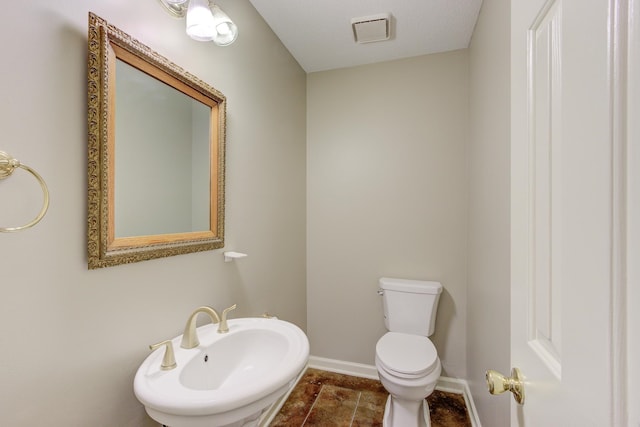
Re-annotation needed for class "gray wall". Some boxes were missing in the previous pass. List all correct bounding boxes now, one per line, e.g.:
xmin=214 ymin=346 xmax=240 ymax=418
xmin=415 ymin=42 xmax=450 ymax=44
xmin=306 ymin=51 xmax=469 ymax=378
xmin=467 ymin=0 xmax=511 ymax=424
xmin=0 ymin=1 xmax=306 ymax=426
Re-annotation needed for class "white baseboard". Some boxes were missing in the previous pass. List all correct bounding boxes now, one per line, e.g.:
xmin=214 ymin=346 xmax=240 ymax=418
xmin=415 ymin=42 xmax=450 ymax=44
xmin=306 ymin=355 xmax=482 ymax=427
xmin=308 ymin=355 xmax=380 ymax=379
xmin=432 ymin=376 xmax=482 ymax=427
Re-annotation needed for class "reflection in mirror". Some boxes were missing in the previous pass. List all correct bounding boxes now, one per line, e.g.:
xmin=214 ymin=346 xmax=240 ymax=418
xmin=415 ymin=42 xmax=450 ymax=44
xmin=87 ymin=13 xmax=226 ymax=269
xmin=114 ymin=60 xmax=211 ymax=237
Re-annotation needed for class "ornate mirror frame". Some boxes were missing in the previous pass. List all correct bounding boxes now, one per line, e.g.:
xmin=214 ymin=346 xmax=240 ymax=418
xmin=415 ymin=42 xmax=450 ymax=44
xmin=87 ymin=13 xmax=226 ymax=269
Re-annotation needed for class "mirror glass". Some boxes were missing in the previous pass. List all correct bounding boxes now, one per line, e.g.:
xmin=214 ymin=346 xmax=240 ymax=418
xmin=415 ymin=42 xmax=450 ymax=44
xmin=114 ymin=59 xmax=211 ymax=237
xmin=87 ymin=13 xmax=226 ymax=269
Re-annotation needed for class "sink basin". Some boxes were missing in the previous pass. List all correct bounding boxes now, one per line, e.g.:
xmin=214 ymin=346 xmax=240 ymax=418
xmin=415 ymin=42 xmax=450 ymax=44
xmin=134 ymin=317 xmax=309 ymax=427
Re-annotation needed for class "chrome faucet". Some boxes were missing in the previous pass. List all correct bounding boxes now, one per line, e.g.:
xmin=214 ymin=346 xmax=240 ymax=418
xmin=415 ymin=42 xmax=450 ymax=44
xmin=180 ymin=306 xmax=221 ymax=349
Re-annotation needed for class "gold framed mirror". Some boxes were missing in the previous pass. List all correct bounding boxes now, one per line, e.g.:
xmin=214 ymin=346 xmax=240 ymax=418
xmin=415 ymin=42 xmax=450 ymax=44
xmin=87 ymin=13 xmax=226 ymax=269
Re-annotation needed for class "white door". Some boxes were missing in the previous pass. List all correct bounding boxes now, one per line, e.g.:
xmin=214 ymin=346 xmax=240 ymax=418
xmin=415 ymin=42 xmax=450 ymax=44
xmin=509 ymin=0 xmax=627 ymax=425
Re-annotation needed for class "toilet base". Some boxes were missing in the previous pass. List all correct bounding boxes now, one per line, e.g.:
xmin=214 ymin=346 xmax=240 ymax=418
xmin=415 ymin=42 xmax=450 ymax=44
xmin=382 ymin=394 xmax=431 ymax=427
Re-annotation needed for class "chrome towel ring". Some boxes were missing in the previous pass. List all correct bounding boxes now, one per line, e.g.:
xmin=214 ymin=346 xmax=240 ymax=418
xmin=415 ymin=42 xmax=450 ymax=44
xmin=0 ymin=151 xmax=49 ymax=232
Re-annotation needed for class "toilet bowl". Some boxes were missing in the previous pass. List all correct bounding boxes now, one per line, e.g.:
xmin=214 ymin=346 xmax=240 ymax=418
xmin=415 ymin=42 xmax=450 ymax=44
xmin=375 ymin=332 xmax=441 ymax=427
xmin=375 ymin=277 xmax=443 ymax=427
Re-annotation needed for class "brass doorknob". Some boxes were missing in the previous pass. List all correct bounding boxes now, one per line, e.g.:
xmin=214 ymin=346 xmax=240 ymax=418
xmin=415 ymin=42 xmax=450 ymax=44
xmin=485 ymin=367 xmax=525 ymax=405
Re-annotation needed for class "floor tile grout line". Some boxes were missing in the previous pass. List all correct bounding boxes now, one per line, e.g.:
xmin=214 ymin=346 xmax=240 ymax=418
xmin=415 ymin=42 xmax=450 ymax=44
xmin=300 ymin=384 xmax=324 ymax=427
xmin=348 ymin=391 xmax=362 ymax=427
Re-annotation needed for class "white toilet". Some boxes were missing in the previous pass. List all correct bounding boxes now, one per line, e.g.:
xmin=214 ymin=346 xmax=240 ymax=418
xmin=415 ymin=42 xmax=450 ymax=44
xmin=375 ymin=277 xmax=443 ymax=427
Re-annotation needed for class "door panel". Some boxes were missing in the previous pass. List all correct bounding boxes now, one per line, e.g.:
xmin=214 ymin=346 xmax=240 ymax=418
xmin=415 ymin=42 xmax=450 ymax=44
xmin=528 ymin=0 xmax=562 ymax=378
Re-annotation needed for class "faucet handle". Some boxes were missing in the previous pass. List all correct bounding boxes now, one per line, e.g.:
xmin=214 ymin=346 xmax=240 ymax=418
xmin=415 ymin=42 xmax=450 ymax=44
xmin=218 ymin=304 xmax=237 ymax=334
xmin=149 ymin=340 xmax=177 ymax=370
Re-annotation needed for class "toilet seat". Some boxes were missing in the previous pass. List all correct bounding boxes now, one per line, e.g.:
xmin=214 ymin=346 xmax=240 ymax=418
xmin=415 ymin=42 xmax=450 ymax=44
xmin=376 ymin=332 xmax=438 ymax=379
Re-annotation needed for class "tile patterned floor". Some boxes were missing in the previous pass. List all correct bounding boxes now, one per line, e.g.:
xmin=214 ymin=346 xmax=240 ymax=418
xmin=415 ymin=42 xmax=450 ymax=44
xmin=270 ymin=368 xmax=472 ymax=427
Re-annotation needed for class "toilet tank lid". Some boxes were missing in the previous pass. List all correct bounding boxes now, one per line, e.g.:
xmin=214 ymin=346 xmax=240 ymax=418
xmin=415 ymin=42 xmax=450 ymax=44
xmin=379 ymin=277 xmax=442 ymax=294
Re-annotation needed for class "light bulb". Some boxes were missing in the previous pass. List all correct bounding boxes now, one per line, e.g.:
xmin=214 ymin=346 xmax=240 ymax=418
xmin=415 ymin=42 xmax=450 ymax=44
xmin=211 ymin=5 xmax=238 ymax=46
xmin=186 ymin=0 xmax=215 ymax=42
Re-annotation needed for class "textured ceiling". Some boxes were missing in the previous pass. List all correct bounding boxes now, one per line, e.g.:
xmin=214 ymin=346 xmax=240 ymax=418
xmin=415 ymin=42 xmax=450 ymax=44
xmin=248 ymin=0 xmax=483 ymax=73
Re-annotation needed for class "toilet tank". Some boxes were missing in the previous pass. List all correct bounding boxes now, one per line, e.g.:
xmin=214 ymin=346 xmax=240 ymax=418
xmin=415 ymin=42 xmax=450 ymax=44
xmin=379 ymin=277 xmax=443 ymax=336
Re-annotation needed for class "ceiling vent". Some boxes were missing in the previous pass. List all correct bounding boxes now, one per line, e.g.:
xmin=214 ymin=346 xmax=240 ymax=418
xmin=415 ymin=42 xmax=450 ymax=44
xmin=351 ymin=13 xmax=391 ymax=44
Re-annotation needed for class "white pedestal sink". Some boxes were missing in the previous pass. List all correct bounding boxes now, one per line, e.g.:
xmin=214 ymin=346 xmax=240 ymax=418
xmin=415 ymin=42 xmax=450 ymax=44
xmin=134 ymin=317 xmax=309 ymax=427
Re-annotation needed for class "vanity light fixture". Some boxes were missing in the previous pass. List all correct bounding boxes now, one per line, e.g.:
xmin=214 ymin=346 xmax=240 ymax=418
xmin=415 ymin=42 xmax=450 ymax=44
xmin=157 ymin=0 xmax=238 ymax=46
